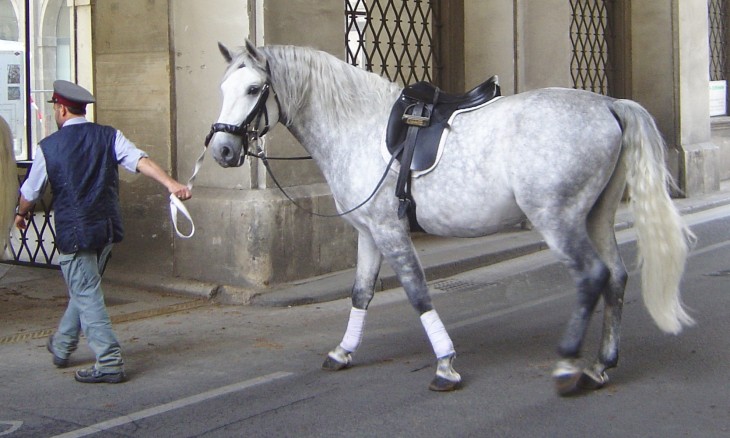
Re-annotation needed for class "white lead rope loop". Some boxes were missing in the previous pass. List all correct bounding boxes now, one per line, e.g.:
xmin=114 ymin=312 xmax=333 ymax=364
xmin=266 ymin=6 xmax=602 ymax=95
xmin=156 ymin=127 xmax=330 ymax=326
xmin=170 ymin=145 xmax=207 ymax=239
xmin=170 ymin=193 xmax=194 ymax=238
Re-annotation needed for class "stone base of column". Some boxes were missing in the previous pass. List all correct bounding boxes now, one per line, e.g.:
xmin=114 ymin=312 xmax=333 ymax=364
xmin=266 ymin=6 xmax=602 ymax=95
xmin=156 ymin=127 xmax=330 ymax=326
xmin=678 ymin=142 xmax=720 ymax=197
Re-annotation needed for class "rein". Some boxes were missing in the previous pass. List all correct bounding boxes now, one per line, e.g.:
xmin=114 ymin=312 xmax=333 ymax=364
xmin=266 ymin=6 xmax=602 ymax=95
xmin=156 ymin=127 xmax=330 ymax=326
xmin=248 ymin=140 xmax=401 ymax=219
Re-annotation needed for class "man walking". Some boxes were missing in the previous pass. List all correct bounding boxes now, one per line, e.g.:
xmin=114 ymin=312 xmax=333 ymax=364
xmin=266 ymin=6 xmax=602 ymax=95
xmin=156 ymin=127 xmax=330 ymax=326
xmin=14 ymin=80 xmax=192 ymax=383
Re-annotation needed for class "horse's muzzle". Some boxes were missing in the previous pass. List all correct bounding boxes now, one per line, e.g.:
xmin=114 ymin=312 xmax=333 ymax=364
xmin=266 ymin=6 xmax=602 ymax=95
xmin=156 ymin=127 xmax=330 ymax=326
xmin=211 ymin=136 xmax=246 ymax=168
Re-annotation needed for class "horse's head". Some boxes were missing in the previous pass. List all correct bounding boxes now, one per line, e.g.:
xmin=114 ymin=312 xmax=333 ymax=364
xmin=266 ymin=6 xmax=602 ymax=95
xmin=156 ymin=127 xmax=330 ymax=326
xmin=206 ymin=40 xmax=281 ymax=168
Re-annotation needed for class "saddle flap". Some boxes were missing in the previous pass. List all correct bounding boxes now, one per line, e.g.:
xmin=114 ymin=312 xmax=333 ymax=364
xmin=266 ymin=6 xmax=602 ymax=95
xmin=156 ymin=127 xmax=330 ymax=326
xmin=385 ymin=75 xmax=501 ymax=172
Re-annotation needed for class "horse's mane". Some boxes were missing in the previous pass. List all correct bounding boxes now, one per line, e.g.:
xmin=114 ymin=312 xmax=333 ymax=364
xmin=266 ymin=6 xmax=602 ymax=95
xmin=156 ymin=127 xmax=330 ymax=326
xmin=256 ymin=45 xmax=401 ymax=125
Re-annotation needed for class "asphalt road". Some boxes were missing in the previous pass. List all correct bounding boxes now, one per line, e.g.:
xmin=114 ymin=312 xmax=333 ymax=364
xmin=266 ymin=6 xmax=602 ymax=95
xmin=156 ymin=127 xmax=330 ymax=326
xmin=1 ymin=205 xmax=729 ymax=437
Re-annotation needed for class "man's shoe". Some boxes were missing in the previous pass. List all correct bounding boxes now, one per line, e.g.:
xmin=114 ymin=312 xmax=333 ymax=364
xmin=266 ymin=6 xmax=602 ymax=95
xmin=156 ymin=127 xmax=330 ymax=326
xmin=74 ymin=367 xmax=126 ymax=384
xmin=46 ymin=335 xmax=69 ymax=368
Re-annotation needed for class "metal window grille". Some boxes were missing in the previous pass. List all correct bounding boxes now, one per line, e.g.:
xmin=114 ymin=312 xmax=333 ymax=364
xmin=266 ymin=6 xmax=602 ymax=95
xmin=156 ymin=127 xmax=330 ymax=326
xmin=570 ymin=0 xmax=613 ymax=95
xmin=345 ymin=0 xmax=434 ymax=86
xmin=709 ymin=0 xmax=728 ymax=81
xmin=7 ymin=163 xmax=58 ymax=266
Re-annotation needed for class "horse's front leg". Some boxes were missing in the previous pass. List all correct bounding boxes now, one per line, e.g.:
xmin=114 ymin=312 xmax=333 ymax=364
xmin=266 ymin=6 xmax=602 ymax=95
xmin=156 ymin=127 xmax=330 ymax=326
xmin=322 ymin=231 xmax=381 ymax=371
xmin=377 ymin=228 xmax=461 ymax=391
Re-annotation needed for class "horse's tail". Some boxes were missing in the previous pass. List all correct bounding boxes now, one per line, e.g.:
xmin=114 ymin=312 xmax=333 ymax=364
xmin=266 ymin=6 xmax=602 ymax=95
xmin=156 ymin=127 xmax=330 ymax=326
xmin=0 ymin=116 xmax=17 ymax=260
xmin=610 ymin=99 xmax=695 ymax=334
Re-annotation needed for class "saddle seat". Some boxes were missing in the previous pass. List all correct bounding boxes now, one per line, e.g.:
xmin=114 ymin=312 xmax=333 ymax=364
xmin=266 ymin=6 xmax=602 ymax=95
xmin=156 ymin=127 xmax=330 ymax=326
xmin=400 ymin=75 xmax=501 ymax=110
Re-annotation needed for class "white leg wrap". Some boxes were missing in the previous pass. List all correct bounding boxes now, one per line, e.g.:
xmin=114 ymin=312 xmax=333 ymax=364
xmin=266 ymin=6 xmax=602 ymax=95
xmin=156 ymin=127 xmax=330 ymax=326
xmin=420 ymin=309 xmax=455 ymax=359
xmin=339 ymin=307 xmax=367 ymax=353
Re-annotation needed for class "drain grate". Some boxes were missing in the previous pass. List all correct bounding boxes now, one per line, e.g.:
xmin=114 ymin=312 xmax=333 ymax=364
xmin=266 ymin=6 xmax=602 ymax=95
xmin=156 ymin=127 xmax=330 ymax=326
xmin=430 ymin=279 xmax=497 ymax=293
xmin=705 ymin=269 xmax=730 ymax=277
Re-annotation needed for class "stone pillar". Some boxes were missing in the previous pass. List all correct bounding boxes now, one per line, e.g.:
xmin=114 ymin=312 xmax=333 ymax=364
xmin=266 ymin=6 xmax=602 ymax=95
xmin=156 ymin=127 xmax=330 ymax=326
xmin=70 ymin=0 xmax=94 ymax=120
xmin=464 ymin=0 xmax=515 ymax=94
xmin=675 ymin=0 xmax=720 ymax=195
xmin=514 ymin=0 xmax=573 ymax=92
xmin=171 ymin=0 xmax=357 ymax=289
xmin=630 ymin=0 xmax=719 ymax=196
xmin=465 ymin=0 xmax=573 ymax=95
xmin=93 ymin=0 xmax=176 ymax=274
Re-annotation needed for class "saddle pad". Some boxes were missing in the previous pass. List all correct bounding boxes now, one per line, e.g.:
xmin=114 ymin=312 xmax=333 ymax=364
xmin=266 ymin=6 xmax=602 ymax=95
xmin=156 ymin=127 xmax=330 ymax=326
xmin=380 ymin=96 xmax=503 ymax=178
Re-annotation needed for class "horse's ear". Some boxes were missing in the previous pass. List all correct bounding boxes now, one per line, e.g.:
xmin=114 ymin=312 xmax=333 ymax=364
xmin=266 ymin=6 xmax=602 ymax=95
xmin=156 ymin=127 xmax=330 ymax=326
xmin=245 ymin=39 xmax=266 ymax=66
xmin=218 ymin=42 xmax=233 ymax=63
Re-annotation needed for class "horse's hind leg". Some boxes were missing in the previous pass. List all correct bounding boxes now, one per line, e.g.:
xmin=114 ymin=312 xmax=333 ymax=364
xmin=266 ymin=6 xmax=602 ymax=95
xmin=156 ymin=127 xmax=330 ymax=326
xmin=579 ymin=163 xmax=629 ymax=390
xmin=549 ymin=169 xmax=628 ymax=395
xmin=537 ymin=225 xmax=610 ymax=395
xmin=323 ymin=230 xmax=382 ymax=371
xmin=578 ymin=222 xmax=627 ymax=391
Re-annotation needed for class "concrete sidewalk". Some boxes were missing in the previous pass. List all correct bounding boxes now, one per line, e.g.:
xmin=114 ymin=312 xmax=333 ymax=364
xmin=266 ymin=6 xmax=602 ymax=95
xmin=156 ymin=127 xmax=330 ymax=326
xmin=2 ymin=180 xmax=730 ymax=342
xmin=0 ymin=262 xmax=208 ymax=345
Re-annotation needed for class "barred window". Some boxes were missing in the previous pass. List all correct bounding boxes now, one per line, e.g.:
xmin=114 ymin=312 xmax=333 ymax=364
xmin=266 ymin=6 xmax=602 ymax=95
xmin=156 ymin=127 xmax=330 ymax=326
xmin=709 ymin=0 xmax=728 ymax=82
xmin=570 ymin=0 xmax=613 ymax=95
xmin=345 ymin=0 xmax=434 ymax=86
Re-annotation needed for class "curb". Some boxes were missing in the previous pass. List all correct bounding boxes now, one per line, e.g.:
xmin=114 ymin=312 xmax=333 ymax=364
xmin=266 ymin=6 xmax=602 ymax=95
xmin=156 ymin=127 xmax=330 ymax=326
xmin=248 ymin=188 xmax=730 ymax=308
xmin=100 ymin=185 xmax=730 ymax=308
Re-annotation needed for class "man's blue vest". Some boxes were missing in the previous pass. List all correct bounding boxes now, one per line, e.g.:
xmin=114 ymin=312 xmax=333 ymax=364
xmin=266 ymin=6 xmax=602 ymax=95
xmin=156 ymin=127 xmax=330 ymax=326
xmin=41 ymin=122 xmax=123 ymax=254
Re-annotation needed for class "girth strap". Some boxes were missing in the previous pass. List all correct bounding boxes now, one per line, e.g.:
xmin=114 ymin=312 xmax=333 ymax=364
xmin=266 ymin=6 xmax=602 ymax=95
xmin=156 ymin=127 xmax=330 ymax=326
xmin=395 ymin=101 xmax=430 ymax=222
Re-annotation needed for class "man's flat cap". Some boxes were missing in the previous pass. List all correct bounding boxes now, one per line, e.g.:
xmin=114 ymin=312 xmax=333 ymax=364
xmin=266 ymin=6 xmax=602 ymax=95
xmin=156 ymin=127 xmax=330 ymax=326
xmin=48 ymin=80 xmax=95 ymax=108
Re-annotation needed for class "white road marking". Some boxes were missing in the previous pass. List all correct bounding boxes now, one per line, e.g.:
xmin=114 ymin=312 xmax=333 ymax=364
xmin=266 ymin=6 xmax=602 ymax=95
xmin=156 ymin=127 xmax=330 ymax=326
xmin=0 ymin=421 xmax=23 ymax=436
xmin=51 ymin=371 xmax=293 ymax=438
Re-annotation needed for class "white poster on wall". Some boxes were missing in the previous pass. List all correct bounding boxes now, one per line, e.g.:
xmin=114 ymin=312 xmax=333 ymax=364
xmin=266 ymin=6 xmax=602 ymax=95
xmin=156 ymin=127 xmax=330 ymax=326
xmin=709 ymin=80 xmax=727 ymax=117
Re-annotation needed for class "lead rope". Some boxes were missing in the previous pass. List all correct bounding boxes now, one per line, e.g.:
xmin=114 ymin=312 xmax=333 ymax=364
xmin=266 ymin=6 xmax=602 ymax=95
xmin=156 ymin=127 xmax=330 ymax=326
xmin=169 ymin=145 xmax=207 ymax=239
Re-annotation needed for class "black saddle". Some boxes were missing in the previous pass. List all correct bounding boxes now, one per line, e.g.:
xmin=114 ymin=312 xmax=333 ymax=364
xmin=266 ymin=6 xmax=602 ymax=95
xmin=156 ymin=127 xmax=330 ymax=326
xmin=385 ymin=76 xmax=501 ymax=226
xmin=386 ymin=75 xmax=501 ymax=171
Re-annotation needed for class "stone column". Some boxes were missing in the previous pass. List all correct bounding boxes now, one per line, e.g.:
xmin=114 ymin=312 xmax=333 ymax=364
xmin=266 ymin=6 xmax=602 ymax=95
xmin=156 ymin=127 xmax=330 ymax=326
xmin=675 ymin=0 xmax=720 ymax=195
xmin=93 ymin=0 xmax=176 ymax=274
xmin=70 ymin=0 xmax=93 ymax=120
xmin=630 ymin=0 xmax=719 ymax=196
xmin=514 ymin=0 xmax=573 ymax=92
xmin=172 ymin=0 xmax=357 ymax=289
xmin=464 ymin=0 xmax=515 ymax=94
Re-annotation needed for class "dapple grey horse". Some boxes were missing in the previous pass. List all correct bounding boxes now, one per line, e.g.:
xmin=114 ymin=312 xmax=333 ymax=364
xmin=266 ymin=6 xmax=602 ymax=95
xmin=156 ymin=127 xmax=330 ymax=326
xmin=206 ymin=41 xmax=694 ymax=394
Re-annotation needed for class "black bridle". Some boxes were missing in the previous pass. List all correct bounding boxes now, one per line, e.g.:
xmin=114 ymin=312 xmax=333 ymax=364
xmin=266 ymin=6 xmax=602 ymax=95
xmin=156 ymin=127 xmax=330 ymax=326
xmin=204 ymin=82 xmax=275 ymax=158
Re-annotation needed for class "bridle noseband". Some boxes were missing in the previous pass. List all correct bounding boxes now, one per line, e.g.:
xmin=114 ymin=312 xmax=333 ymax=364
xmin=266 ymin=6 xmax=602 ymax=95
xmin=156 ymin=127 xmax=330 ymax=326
xmin=204 ymin=81 xmax=276 ymax=158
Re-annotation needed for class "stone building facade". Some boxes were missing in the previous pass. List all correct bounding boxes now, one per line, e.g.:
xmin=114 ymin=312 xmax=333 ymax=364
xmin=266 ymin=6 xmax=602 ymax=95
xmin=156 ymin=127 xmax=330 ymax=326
xmin=4 ymin=0 xmax=729 ymax=295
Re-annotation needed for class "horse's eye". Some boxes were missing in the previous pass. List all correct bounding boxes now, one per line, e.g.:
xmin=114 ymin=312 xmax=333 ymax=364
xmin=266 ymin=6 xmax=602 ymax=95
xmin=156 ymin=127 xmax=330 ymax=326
xmin=247 ymin=85 xmax=261 ymax=95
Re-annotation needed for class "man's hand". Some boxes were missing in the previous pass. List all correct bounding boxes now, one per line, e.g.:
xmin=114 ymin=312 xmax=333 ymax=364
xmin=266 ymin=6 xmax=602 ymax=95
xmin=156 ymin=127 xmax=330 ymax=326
xmin=14 ymin=213 xmax=27 ymax=230
xmin=14 ymin=197 xmax=34 ymax=231
xmin=170 ymin=183 xmax=192 ymax=201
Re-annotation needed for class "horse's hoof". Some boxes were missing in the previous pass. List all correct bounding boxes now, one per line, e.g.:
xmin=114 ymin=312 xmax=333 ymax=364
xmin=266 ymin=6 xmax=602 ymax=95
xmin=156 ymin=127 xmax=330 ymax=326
xmin=429 ymin=354 xmax=461 ymax=391
xmin=553 ymin=371 xmax=582 ymax=396
xmin=429 ymin=375 xmax=460 ymax=392
xmin=321 ymin=354 xmax=351 ymax=371
xmin=552 ymin=360 xmax=582 ymax=396
xmin=578 ymin=369 xmax=608 ymax=390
